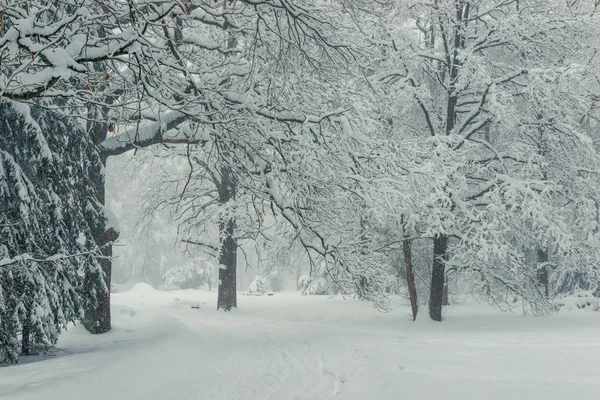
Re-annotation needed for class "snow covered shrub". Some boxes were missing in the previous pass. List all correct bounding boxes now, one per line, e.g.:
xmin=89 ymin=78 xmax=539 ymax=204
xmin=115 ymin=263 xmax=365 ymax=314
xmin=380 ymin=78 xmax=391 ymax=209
xmin=298 ymin=274 xmax=337 ymax=296
xmin=556 ymin=290 xmax=600 ymax=312
xmin=248 ymin=276 xmax=269 ymax=294
xmin=298 ymin=275 xmax=311 ymax=292
xmin=163 ymin=262 xmax=214 ymax=290
xmin=0 ymin=100 xmax=106 ymax=363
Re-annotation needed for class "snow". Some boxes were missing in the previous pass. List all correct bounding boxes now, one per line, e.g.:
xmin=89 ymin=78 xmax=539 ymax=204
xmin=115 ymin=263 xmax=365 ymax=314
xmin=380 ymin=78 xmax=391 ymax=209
xmin=182 ymin=30 xmax=220 ymax=49
xmin=76 ymin=232 xmax=87 ymax=247
xmin=100 ymin=111 xmax=186 ymax=151
xmin=128 ymin=282 xmax=157 ymax=294
xmin=1 ymin=290 xmax=599 ymax=400
xmin=104 ymin=206 xmax=120 ymax=232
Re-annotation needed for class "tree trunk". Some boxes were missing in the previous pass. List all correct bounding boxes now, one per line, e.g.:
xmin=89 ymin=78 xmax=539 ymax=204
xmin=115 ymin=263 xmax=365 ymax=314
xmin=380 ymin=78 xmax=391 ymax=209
xmin=85 ymin=106 xmax=115 ymax=334
xmin=403 ymin=238 xmax=418 ymax=321
xmin=217 ymin=165 xmax=237 ymax=311
xmin=83 ymin=223 xmax=116 ymax=333
xmin=537 ymin=247 xmax=549 ymax=299
xmin=82 ymin=151 xmax=112 ymax=334
xmin=21 ymin=322 xmax=30 ymax=356
xmin=86 ymin=240 xmax=112 ymax=333
xmin=217 ymin=217 xmax=237 ymax=310
xmin=429 ymin=234 xmax=448 ymax=321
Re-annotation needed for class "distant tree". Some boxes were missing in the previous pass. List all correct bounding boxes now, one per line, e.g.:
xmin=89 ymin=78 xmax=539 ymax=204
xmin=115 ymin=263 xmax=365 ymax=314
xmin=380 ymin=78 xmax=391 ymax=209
xmin=366 ymin=0 xmax=600 ymax=319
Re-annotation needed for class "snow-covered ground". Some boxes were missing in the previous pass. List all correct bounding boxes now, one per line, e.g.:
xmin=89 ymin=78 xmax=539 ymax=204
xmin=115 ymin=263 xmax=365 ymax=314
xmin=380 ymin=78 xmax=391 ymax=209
xmin=1 ymin=284 xmax=599 ymax=400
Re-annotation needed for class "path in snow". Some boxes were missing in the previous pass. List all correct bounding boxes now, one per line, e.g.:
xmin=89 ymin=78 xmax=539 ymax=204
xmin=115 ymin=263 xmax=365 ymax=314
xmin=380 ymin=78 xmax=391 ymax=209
xmin=1 ymin=284 xmax=599 ymax=400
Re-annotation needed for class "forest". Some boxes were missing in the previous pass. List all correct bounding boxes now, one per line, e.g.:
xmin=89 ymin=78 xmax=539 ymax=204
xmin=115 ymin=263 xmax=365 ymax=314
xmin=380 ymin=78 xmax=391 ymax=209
xmin=1 ymin=1 xmax=600 ymax=399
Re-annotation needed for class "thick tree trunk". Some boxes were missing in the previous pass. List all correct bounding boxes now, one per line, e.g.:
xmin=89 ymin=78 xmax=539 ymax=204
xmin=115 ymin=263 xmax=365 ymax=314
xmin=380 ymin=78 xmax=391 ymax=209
xmin=83 ymin=32 xmax=122 ymax=333
xmin=85 ymin=112 xmax=115 ymax=334
xmin=537 ymin=247 xmax=549 ymax=299
xmin=83 ymin=217 xmax=116 ymax=333
xmin=83 ymin=239 xmax=112 ymax=334
xmin=429 ymin=234 xmax=448 ymax=321
xmin=403 ymin=238 xmax=418 ymax=321
xmin=217 ymin=165 xmax=237 ymax=311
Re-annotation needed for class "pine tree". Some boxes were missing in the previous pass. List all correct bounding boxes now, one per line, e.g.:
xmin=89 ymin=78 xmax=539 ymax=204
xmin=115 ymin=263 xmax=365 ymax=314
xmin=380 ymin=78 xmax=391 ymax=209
xmin=0 ymin=99 xmax=106 ymax=363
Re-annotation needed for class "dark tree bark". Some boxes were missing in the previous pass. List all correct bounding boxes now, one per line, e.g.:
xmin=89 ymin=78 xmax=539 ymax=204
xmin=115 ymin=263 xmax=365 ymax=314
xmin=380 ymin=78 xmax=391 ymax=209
xmin=84 ymin=104 xmax=116 ymax=334
xmin=537 ymin=247 xmax=549 ymax=299
xmin=403 ymin=238 xmax=418 ymax=321
xmin=21 ymin=323 xmax=30 ymax=356
xmin=217 ymin=165 xmax=237 ymax=311
xmin=83 ymin=224 xmax=117 ymax=334
xmin=429 ymin=234 xmax=448 ymax=322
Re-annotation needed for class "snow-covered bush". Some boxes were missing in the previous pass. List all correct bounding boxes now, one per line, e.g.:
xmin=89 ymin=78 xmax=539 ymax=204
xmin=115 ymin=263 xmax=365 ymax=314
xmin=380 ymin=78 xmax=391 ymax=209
xmin=556 ymin=290 xmax=600 ymax=312
xmin=298 ymin=274 xmax=336 ymax=296
xmin=248 ymin=276 xmax=269 ymax=294
xmin=163 ymin=263 xmax=214 ymax=290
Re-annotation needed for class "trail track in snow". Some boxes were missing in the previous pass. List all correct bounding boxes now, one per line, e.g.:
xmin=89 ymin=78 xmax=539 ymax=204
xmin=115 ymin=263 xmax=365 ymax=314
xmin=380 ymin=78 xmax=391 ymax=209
xmin=1 ymin=285 xmax=599 ymax=400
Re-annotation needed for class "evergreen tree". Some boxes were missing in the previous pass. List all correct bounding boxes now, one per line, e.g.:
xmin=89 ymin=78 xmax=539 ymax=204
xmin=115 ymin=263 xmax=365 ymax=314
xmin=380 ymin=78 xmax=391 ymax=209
xmin=0 ymin=99 xmax=106 ymax=363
